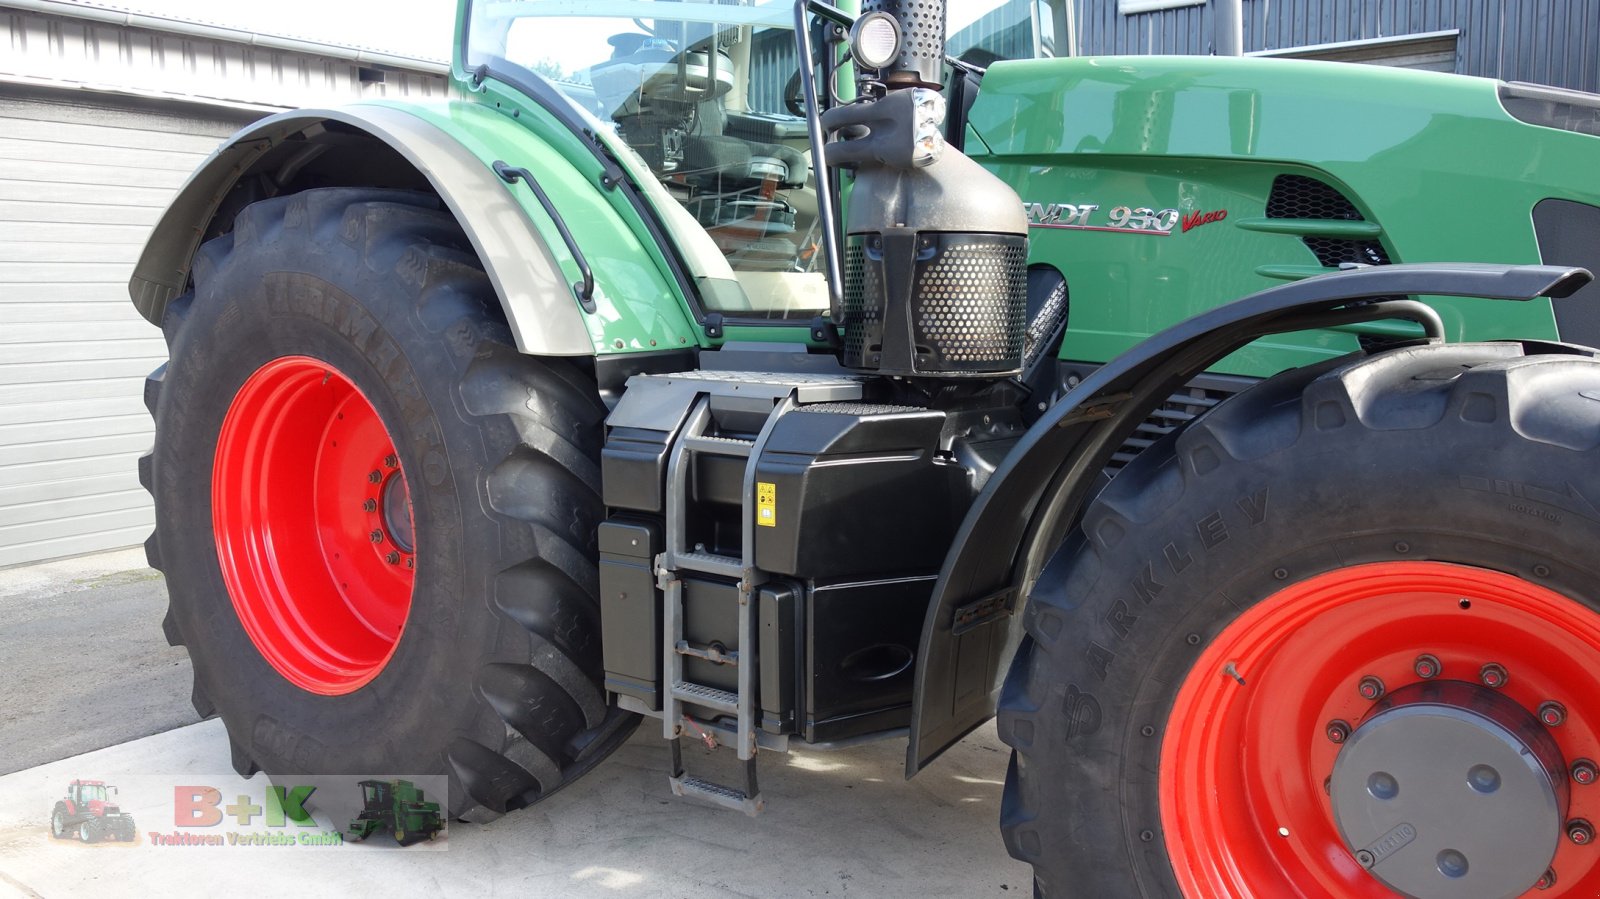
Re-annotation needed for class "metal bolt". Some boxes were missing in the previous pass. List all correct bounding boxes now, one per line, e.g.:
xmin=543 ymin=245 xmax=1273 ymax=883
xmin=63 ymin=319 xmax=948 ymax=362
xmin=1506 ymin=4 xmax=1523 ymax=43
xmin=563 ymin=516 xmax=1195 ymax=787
xmin=1567 ymin=819 xmax=1594 ymax=845
xmin=368 ymin=469 xmax=382 ymax=484
xmin=1535 ymin=868 xmax=1557 ymax=890
xmin=385 ymin=551 xmax=401 ymax=565
xmin=369 ymin=529 xmax=383 ymax=543
xmin=405 ymin=557 xmax=415 ymax=570
xmin=1573 ymin=759 xmax=1597 ymax=786
xmin=1413 ymin=654 xmax=1441 ymax=679
xmin=1358 ymin=675 xmax=1386 ymax=701
xmin=1355 ymin=849 xmax=1375 ymax=868
xmin=362 ymin=498 xmax=377 ymax=513
xmin=1540 ymin=701 xmax=1567 ymax=727
xmin=1479 ymin=662 xmax=1509 ymax=689
xmin=1326 ymin=719 xmax=1351 ymax=744
xmin=384 ymin=453 xmax=398 ymax=469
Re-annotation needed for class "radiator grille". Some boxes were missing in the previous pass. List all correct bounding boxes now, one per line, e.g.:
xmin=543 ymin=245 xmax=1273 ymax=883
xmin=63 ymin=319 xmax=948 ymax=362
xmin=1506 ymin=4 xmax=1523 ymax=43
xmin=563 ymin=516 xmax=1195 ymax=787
xmin=1107 ymin=378 xmax=1249 ymax=473
xmin=1265 ymin=174 xmax=1363 ymax=221
xmin=1302 ymin=235 xmax=1392 ymax=268
xmin=1266 ymin=174 xmax=1395 ymax=270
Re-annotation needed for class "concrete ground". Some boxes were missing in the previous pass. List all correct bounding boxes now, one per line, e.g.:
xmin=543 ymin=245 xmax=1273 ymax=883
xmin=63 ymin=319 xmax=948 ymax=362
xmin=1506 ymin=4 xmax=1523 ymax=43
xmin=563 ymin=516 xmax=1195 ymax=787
xmin=0 ymin=549 xmax=199 ymax=775
xmin=0 ymin=551 xmax=1031 ymax=897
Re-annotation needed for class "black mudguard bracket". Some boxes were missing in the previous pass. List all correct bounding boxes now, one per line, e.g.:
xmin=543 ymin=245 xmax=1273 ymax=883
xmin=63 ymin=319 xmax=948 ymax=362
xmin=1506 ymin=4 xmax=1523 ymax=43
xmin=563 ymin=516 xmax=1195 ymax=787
xmin=906 ymin=262 xmax=1593 ymax=776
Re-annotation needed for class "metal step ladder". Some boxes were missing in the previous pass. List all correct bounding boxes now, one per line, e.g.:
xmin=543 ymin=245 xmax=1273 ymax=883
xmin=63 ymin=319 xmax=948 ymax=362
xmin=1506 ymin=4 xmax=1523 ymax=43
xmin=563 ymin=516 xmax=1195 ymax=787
xmin=656 ymin=392 xmax=796 ymax=816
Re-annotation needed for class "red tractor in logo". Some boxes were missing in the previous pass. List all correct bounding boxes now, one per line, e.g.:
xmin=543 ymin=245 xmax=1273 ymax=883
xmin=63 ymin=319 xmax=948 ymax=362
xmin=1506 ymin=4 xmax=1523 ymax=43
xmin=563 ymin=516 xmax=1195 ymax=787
xmin=50 ymin=780 xmax=136 ymax=843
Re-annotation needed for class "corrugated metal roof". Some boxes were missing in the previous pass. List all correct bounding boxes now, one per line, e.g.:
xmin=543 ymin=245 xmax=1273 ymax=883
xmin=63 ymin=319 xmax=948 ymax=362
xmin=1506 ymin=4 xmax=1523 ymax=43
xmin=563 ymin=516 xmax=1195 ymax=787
xmin=0 ymin=4 xmax=451 ymax=110
xmin=1074 ymin=0 xmax=1599 ymax=94
xmin=6 ymin=0 xmax=451 ymax=67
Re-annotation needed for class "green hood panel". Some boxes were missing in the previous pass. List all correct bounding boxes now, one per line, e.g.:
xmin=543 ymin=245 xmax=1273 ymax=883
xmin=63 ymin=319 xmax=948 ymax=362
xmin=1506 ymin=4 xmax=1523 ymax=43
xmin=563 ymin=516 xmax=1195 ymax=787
xmin=968 ymin=56 xmax=1600 ymax=376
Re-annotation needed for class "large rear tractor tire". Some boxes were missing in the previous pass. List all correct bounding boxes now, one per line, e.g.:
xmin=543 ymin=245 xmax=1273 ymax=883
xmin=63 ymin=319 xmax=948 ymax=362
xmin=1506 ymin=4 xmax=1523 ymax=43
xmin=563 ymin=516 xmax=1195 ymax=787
xmin=999 ymin=341 xmax=1600 ymax=897
xmin=141 ymin=188 xmax=637 ymax=822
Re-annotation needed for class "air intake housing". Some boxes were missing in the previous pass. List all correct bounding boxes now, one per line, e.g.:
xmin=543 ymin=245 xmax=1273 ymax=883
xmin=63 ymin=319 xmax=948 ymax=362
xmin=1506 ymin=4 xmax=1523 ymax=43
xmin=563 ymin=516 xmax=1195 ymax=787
xmin=824 ymin=87 xmax=1029 ymax=378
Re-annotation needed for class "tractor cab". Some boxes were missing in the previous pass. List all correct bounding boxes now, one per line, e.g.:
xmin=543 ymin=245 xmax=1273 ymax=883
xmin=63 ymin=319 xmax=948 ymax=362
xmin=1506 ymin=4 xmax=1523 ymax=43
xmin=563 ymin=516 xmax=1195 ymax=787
xmin=358 ymin=780 xmax=389 ymax=810
xmin=467 ymin=0 xmax=829 ymax=318
xmin=69 ymin=780 xmax=109 ymax=810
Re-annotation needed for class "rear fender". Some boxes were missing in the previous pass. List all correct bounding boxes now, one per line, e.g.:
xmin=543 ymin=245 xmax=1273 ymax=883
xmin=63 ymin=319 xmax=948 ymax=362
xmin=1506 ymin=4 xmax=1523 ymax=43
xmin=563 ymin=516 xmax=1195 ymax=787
xmin=906 ymin=262 xmax=1593 ymax=775
xmin=130 ymin=104 xmax=697 ymax=356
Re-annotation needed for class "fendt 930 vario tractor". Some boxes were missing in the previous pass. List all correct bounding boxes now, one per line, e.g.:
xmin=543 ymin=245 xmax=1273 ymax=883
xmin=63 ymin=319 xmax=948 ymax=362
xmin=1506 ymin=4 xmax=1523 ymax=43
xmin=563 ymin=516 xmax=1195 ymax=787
xmin=132 ymin=0 xmax=1600 ymax=893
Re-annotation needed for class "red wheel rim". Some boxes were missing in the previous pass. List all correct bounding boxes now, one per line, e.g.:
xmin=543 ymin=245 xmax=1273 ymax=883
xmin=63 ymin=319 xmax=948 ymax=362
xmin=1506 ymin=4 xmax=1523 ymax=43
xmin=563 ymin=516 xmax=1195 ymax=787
xmin=212 ymin=355 xmax=415 ymax=695
xmin=1161 ymin=561 xmax=1600 ymax=897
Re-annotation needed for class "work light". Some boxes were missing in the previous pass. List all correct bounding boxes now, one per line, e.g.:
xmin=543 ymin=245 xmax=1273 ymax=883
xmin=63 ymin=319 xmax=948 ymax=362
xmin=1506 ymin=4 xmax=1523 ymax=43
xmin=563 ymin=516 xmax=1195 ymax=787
xmin=849 ymin=12 xmax=901 ymax=71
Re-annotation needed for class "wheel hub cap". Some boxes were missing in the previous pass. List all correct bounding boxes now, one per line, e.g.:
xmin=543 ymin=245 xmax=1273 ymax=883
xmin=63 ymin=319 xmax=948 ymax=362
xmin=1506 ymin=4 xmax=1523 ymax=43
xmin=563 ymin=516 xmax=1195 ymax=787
xmin=1160 ymin=562 xmax=1600 ymax=897
xmin=1331 ymin=681 xmax=1566 ymax=896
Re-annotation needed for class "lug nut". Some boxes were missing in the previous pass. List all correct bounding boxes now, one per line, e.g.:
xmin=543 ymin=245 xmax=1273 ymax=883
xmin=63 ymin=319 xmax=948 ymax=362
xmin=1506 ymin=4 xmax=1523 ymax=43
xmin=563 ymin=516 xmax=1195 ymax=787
xmin=405 ymin=557 xmax=415 ymax=570
xmin=368 ymin=469 xmax=382 ymax=484
xmin=1479 ymin=662 xmax=1509 ymax=689
xmin=1357 ymin=675 xmax=1386 ymax=701
xmin=1573 ymin=759 xmax=1598 ymax=786
xmin=1535 ymin=868 xmax=1557 ymax=890
xmin=385 ymin=551 xmax=401 ymax=565
xmin=1413 ymin=654 xmax=1441 ymax=679
xmin=369 ymin=529 xmax=383 ymax=543
xmin=362 ymin=498 xmax=377 ymax=512
xmin=1540 ymin=701 xmax=1567 ymax=727
xmin=1326 ymin=719 xmax=1351 ymax=744
xmin=384 ymin=453 xmax=398 ymax=469
xmin=1567 ymin=819 xmax=1594 ymax=845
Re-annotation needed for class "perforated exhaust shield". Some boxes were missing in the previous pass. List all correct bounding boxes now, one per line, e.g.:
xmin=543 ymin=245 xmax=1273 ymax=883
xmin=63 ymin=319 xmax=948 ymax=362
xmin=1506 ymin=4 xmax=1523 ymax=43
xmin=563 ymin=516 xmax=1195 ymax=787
xmin=843 ymin=232 xmax=1028 ymax=375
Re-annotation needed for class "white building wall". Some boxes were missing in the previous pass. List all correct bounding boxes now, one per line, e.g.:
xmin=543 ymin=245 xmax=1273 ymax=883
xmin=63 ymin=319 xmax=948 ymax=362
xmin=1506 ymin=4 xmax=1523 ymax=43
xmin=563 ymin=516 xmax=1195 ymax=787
xmin=0 ymin=5 xmax=450 ymax=566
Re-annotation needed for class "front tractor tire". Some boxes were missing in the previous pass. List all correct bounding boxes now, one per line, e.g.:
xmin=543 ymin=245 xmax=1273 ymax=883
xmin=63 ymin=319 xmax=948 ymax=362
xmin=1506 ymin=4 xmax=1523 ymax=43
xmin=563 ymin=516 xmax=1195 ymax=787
xmin=999 ymin=342 xmax=1600 ymax=898
xmin=141 ymin=188 xmax=637 ymax=822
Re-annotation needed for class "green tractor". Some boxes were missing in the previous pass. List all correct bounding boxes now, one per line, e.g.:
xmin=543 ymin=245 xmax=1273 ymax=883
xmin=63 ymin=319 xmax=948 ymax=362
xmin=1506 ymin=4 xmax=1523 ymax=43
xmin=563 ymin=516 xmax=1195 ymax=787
xmin=348 ymin=780 xmax=445 ymax=846
xmin=131 ymin=0 xmax=1600 ymax=893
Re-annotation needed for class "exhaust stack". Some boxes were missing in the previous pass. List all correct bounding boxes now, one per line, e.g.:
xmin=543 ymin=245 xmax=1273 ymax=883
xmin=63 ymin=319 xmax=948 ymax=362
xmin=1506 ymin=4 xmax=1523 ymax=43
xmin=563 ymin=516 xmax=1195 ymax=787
xmin=821 ymin=0 xmax=1030 ymax=379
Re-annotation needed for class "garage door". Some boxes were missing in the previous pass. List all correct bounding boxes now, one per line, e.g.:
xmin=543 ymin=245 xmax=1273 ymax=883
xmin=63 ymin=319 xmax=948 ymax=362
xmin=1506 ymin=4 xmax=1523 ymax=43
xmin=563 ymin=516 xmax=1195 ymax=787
xmin=0 ymin=86 xmax=259 ymax=567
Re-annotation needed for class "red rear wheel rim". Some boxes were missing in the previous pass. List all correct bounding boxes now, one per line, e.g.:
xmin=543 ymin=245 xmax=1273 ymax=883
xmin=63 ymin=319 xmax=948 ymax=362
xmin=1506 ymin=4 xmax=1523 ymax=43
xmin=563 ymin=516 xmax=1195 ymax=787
xmin=212 ymin=355 xmax=415 ymax=695
xmin=1160 ymin=561 xmax=1600 ymax=896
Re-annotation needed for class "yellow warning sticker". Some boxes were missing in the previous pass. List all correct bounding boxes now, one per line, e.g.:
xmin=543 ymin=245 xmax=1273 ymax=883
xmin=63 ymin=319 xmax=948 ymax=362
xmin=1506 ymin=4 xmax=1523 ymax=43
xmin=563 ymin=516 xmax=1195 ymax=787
xmin=756 ymin=481 xmax=777 ymax=527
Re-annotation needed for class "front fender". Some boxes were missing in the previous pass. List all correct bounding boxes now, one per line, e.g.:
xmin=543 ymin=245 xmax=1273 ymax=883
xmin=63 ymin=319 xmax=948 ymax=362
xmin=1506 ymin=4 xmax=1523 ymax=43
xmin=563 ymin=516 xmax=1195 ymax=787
xmin=906 ymin=263 xmax=1592 ymax=776
xmin=130 ymin=103 xmax=698 ymax=356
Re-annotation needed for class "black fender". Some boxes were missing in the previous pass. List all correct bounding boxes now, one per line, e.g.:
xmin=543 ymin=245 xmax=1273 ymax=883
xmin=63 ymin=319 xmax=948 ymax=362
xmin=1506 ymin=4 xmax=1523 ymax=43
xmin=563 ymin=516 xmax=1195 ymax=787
xmin=906 ymin=262 xmax=1593 ymax=775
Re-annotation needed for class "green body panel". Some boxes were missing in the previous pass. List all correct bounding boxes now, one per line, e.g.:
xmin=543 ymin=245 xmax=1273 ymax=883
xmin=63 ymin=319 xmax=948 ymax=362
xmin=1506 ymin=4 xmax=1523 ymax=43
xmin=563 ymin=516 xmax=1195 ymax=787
xmin=967 ymin=56 xmax=1599 ymax=376
xmin=363 ymin=96 xmax=703 ymax=355
xmin=424 ymin=23 xmax=1597 ymax=371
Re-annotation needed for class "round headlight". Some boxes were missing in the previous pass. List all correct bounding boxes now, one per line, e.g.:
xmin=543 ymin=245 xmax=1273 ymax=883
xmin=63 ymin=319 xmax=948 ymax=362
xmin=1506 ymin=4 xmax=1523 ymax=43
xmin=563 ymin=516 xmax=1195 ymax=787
xmin=850 ymin=12 xmax=902 ymax=71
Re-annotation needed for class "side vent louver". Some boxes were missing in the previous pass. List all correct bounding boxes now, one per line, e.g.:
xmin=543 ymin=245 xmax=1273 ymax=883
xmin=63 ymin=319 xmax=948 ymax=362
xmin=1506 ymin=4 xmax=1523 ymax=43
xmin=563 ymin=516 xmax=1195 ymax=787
xmin=1265 ymin=174 xmax=1394 ymax=268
